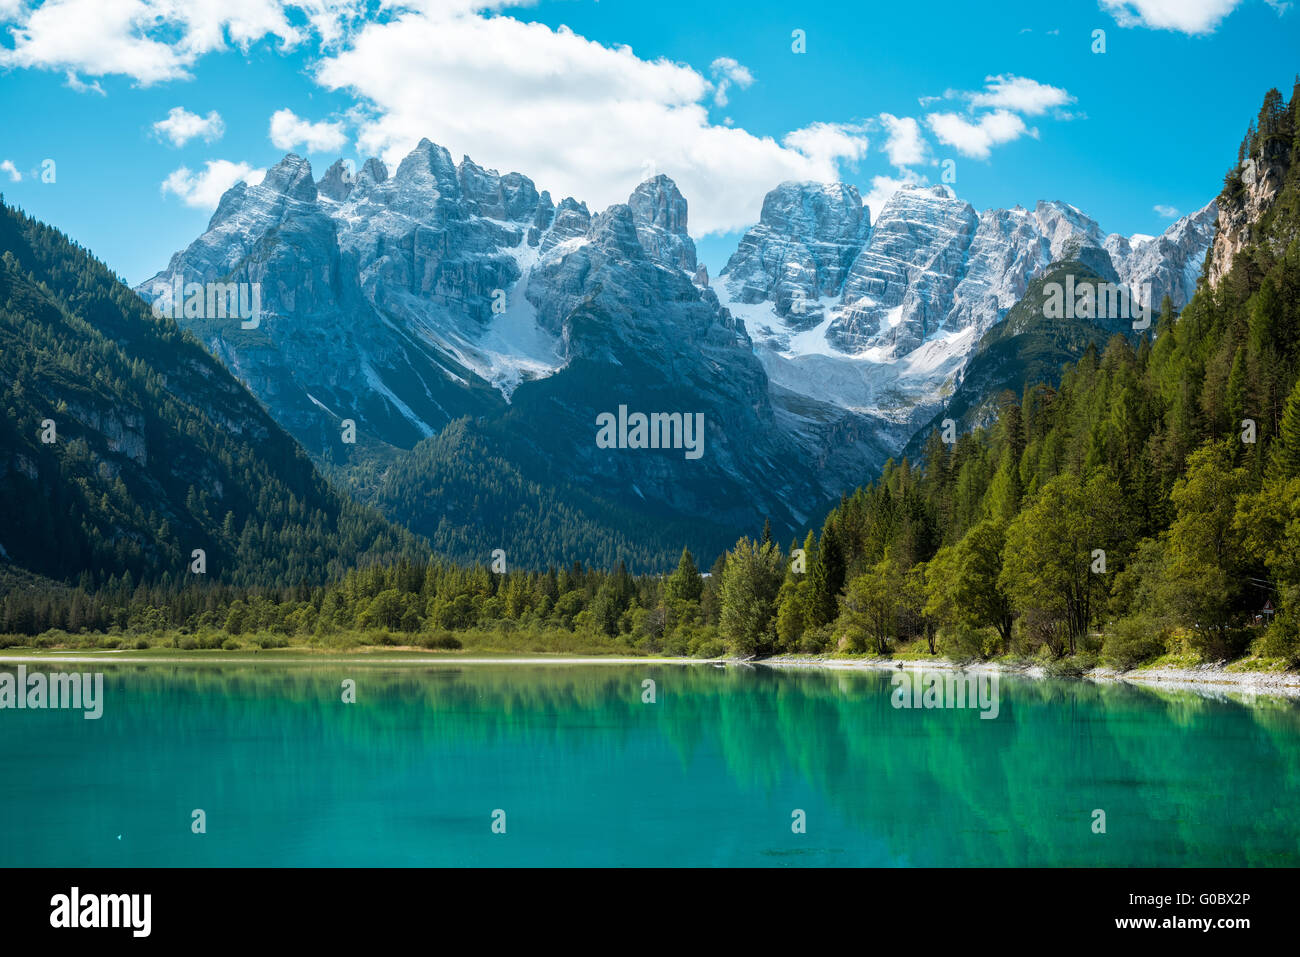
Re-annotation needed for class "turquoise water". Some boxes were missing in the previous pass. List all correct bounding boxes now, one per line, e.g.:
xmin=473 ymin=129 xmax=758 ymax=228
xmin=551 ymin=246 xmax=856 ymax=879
xmin=1 ymin=662 xmax=1298 ymax=866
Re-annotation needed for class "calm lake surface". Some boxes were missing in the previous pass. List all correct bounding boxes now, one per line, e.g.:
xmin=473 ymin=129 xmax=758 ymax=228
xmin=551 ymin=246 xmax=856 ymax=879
xmin=2 ymin=661 xmax=1298 ymax=866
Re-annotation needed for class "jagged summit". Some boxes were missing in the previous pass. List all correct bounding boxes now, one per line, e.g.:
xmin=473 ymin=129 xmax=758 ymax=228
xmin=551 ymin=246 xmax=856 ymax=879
xmin=139 ymin=135 xmax=1216 ymax=564
xmin=713 ymin=176 xmax=1216 ymax=440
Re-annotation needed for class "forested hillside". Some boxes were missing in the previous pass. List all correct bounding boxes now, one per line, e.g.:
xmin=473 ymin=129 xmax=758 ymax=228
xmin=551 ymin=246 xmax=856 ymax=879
xmin=902 ymin=259 xmax=1151 ymax=454
xmin=0 ymin=199 xmax=421 ymax=588
xmin=741 ymin=81 xmax=1300 ymax=666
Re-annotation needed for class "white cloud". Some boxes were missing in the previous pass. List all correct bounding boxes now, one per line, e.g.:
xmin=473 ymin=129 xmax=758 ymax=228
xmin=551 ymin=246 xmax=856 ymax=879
xmin=1153 ymin=203 xmax=1180 ymax=218
xmin=970 ymin=74 xmax=1074 ymax=116
xmin=0 ymin=0 xmax=306 ymax=85
xmin=926 ymin=110 xmax=1029 ymax=160
xmin=153 ymin=107 xmax=225 ymax=146
xmin=781 ymin=121 xmax=870 ymax=168
xmin=269 ymin=108 xmax=348 ymax=153
xmin=1099 ymin=0 xmax=1245 ymax=34
xmin=708 ymin=56 xmax=753 ymax=107
xmin=64 ymin=70 xmax=104 ymax=95
xmin=161 ymin=160 xmax=266 ymax=208
xmin=315 ymin=10 xmax=872 ymax=234
xmin=878 ymin=113 xmax=927 ymax=167
xmin=1 ymin=159 xmax=21 ymax=182
xmin=862 ymin=169 xmax=927 ymax=219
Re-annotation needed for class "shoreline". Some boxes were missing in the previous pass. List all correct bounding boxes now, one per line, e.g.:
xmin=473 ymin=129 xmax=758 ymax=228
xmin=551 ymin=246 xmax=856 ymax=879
xmin=755 ymin=655 xmax=1300 ymax=697
xmin=2 ymin=649 xmax=1298 ymax=697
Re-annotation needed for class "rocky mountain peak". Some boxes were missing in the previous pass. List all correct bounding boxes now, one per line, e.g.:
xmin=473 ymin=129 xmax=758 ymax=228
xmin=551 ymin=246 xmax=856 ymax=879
xmin=317 ymin=159 xmax=355 ymax=202
xmin=456 ymin=156 xmax=541 ymax=222
xmin=357 ymin=157 xmax=388 ymax=187
xmin=628 ymin=174 xmax=696 ymax=271
xmin=260 ymin=153 xmax=317 ymax=203
xmin=390 ymin=138 xmax=462 ymax=214
xmin=720 ymin=180 xmax=869 ymax=319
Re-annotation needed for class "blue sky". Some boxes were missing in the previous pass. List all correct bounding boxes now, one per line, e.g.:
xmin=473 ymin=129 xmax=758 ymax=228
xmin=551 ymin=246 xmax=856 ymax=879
xmin=0 ymin=0 xmax=1297 ymax=285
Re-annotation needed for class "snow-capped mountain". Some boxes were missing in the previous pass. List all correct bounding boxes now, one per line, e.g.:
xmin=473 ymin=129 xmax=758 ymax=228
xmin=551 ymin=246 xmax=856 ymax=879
xmin=139 ymin=143 xmax=892 ymax=565
xmin=715 ymin=182 xmax=1216 ymax=445
xmin=139 ymin=144 xmax=1214 ymax=566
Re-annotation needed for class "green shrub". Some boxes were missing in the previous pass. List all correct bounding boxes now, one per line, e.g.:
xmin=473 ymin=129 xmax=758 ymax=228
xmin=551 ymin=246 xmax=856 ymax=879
xmin=660 ymin=630 xmax=691 ymax=657
xmin=1101 ymin=617 xmax=1168 ymax=670
xmin=419 ymin=632 xmax=463 ymax=650
xmin=1044 ymin=652 xmax=1099 ymax=677
xmin=688 ymin=627 xmax=727 ymax=658
xmin=796 ymin=625 xmax=834 ymax=655
xmin=938 ymin=625 xmax=987 ymax=663
xmin=221 ymin=638 xmax=240 ymax=651
xmin=1256 ymin=616 xmax=1300 ymax=664
xmin=1184 ymin=625 xmax=1251 ymax=662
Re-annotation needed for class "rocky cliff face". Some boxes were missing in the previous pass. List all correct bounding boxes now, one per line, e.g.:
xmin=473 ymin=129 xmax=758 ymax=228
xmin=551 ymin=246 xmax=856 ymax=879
xmin=720 ymin=181 xmax=868 ymax=325
xmin=1208 ymin=137 xmax=1291 ymax=287
xmin=715 ymin=182 xmax=1215 ymax=446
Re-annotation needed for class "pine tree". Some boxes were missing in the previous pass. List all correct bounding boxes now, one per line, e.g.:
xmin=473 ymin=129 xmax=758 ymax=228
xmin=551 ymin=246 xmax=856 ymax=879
xmin=664 ymin=547 xmax=703 ymax=604
xmin=1274 ymin=377 xmax=1300 ymax=479
xmin=805 ymin=524 xmax=845 ymax=629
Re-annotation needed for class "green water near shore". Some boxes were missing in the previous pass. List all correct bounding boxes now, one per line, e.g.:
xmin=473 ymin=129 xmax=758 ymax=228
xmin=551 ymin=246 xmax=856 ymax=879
xmin=1 ymin=662 xmax=1297 ymax=866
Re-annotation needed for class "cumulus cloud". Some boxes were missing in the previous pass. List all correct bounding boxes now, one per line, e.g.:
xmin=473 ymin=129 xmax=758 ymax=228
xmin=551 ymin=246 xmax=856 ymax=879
xmin=1153 ymin=203 xmax=1180 ymax=218
xmin=2 ymin=3 xmax=1064 ymax=231
xmin=1099 ymin=0 xmax=1245 ymax=34
xmin=781 ymin=121 xmax=870 ymax=168
xmin=709 ymin=56 xmax=754 ymax=107
xmin=970 ymin=74 xmax=1074 ymax=116
xmin=269 ymin=108 xmax=348 ymax=153
xmin=878 ymin=113 xmax=927 ymax=167
xmin=314 ymin=10 xmax=872 ymax=234
xmin=0 ymin=0 xmax=307 ymax=85
xmin=1 ymin=159 xmax=21 ymax=182
xmin=926 ymin=110 xmax=1029 ymax=160
xmin=153 ymin=107 xmax=225 ymax=147
xmin=161 ymin=160 xmax=266 ymax=208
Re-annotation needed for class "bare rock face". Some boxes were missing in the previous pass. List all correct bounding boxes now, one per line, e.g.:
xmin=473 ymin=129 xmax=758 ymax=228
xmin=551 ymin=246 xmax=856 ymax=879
xmin=1209 ymin=139 xmax=1290 ymax=287
xmin=720 ymin=181 xmax=868 ymax=325
xmin=1110 ymin=201 xmax=1217 ymax=309
xmin=628 ymin=174 xmax=697 ymax=273
xmin=832 ymin=186 xmax=979 ymax=355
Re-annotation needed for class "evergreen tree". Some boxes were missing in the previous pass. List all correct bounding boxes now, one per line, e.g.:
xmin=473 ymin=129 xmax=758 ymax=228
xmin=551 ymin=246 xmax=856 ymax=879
xmin=664 ymin=547 xmax=703 ymax=604
xmin=805 ymin=524 xmax=845 ymax=629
